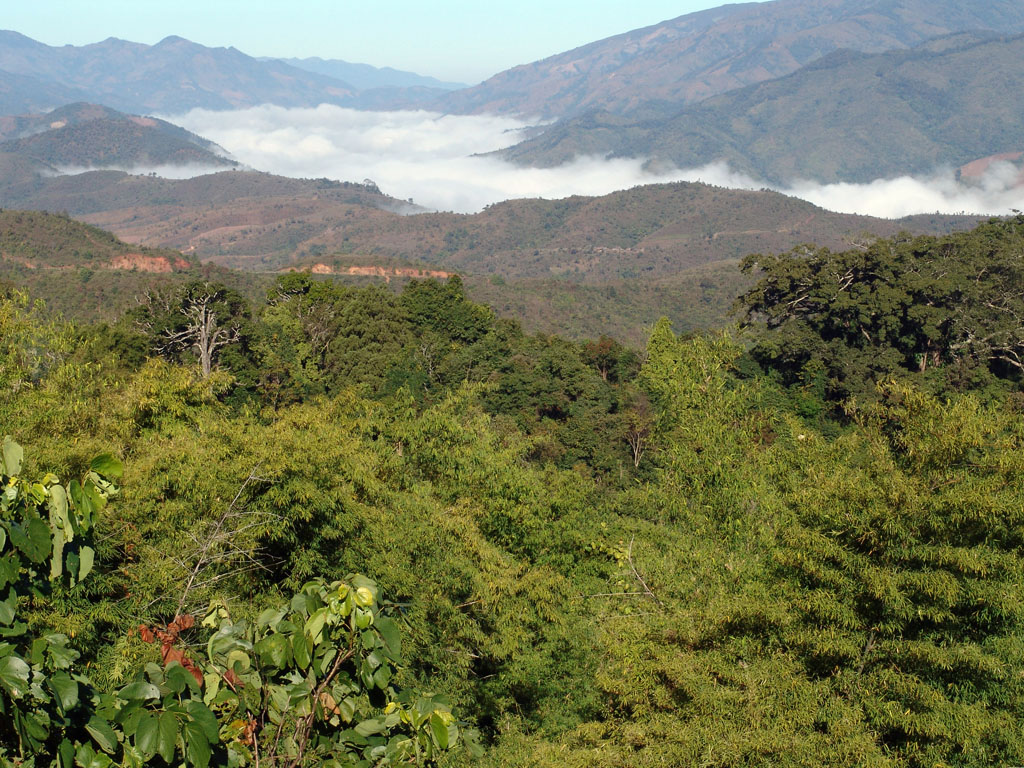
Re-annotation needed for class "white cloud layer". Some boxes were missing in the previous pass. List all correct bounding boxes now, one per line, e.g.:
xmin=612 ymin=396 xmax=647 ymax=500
xmin=162 ymin=105 xmax=1024 ymax=217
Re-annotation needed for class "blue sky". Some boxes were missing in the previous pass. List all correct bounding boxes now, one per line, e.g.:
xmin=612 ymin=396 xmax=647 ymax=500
xmin=4 ymin=1 xmax=767 ymax=83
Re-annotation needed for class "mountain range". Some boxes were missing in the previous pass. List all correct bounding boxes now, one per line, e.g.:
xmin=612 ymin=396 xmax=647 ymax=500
xmin=436 ymin=0 xmax=1024 ymax=119
xmin=0 ymin=31 xmax=455 ymax=115
xmin=501 ymin=31 xmax=1024 ymax=183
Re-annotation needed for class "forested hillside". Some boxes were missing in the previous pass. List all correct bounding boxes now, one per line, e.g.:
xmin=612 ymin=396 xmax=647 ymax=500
xmin=2 ymin=215 xmax=1023 ymax=766
xmin=503 ymin=32 xmax=1024 ymax=182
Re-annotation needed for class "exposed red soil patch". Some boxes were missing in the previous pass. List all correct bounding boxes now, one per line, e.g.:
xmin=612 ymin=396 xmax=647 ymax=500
xmin=960 ymin=152 xmax=1024 ymax=181
xmin=107 ymin=253 xmax=192 ymax=272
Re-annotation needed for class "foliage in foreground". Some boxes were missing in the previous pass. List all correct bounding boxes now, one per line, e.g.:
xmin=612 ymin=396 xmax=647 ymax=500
xmin=0 ymin=437 xmax=470 ymax=767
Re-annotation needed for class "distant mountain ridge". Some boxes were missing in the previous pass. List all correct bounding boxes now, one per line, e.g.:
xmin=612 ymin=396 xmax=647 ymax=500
xmin=502 ymin=32 xmax=1024 ymax=184
xmin=436 ymin=0 xmax=1024 ymax=119
xmin=0 ymin=31 xmax=355 ymax=114
xmin=0 ymin=31 xmax=465 ymax=115
xmin=267 ymin=56 xmax=466 ymax=91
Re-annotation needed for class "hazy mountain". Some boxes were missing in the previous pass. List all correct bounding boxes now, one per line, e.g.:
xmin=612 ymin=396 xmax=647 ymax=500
xmin=436 ymin=0 xmax=1024 ymax=119
xmin=0 ymin=31 xmax=358 ymax=114
xmin=0 ymin=68 xmax=95 ymax=115
xmin=503 ymin=33 xmax=1024 ymax=184
xmin=0 ymin=102 xmax=236 ymax=168
xmin=268 ymin=56 xmax=466 ymax=91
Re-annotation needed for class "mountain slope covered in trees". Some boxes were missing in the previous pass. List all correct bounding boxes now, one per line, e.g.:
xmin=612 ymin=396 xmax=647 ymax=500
xmin=503 ymin=32 xmax=1024 ymax=183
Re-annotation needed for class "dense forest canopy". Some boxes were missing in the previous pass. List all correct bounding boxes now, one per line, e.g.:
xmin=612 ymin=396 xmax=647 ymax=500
xmin=1 ymin=216 xmax=1023 ymax=767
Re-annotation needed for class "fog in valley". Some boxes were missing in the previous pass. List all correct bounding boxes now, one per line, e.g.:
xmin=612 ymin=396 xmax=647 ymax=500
xmin=160 ymin=104 xmax=1024 ymax=217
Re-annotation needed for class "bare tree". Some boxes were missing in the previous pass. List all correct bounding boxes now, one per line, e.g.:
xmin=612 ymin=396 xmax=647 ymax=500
xmin=623 ymin=389 xmax=654 ymax=469
xmin=137 ymin=282 xmax=244 ymax=378
xmin=163 ymin=289 xmax=240 ymax=378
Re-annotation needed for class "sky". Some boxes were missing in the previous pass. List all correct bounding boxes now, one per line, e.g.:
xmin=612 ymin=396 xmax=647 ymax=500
xmin=4 ymin=1 xmax=766 ymax=83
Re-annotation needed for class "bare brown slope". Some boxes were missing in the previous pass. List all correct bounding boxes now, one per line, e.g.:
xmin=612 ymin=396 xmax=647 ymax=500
xmin=437 ymin=0 xmax=1024 ymax=118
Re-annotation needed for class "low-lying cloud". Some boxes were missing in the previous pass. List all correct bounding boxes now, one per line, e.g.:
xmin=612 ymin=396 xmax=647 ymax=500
xmin=164 ymin=104 xmax=1024 ymax=217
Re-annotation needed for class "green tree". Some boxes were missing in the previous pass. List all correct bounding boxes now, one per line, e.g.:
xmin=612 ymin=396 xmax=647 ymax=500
xmin=736 ymin=216 xmax=1024 ymax=403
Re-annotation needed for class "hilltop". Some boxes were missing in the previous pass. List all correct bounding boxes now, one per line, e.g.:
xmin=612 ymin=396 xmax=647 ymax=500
xmin=0 ymin=102 xmax=236 ymax=169
xmin=0 ymin=166 xmax=408 ymax=217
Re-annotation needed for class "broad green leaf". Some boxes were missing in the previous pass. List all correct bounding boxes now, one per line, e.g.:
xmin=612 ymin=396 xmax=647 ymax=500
xmin=354 ymin=718 xmax=385 ymax=737
xmin=119 ymin=680 xmax=161 ymax=701
xmin=86 ymin=715 xmax=119 ymax=754
xmin=375 ymin=616 xmax=401 ymax=659
xmin=50 ymin=528 xmax=65 ymax=581
xmin=58 ymin=737 xmax=75 ymax=768
xmin=429 ymin=713 xmax=450 ymax=749
xmin=75 ymin=743 xmax=113 ymax=768
xmin=23 ymin=709 xmax=48 ymax=741
xmin=136 ymin=712 xmax=159 ymax=760
xmin=165 ymin=663 xmax=200 ymax=694
xmin=0 ymin=589 xmax=15 ymax=625
xmin=10 ymin=517 xmax=50 ymax=563
xmin=0 ymin=621 xmax=27 ymax=639
xmin=304 ymin=607 xmax=327 ymax=643
xmin=157 ymin=712 xmax=178 ymax=763
xmin=45 ymin=635 xmax=79 ymax=668
xmin=186 ymin=699 xmax=220 ymax=742
xmin=255 ymin=632 xmax=292 ymax=669
xmin=226 ymin=649 xmax=251 ymax=673
xmin=0 ymin=654 xmax=30 ymax=695
xmin=184 ymin=720 xmax=212 ymax=768
xmin=48 ymin=485 xmax=71 ymax=538
xmin=2 ymin=437 xmax=23 ymax=476
xmin=293 ymin=631 xmax=311 ymax=670
xmin=50 ymin=671 xmax=79 ymax=711
xmin=202 ymin=672 xmax=221 ymax=705
xmin=66 ymin=550 xmax=79 ymax=584
xmin=0 ymin=554 xmax=16 ymax=590
xmin=68 ymin=480 xmax=88 ymax=517
xmin=78 ymin=545 xmax=96 ymax=582
xmin=372 ymin=664 xmax=392 ymax=689
xmin=83 ymin=480 xmax=106 ymax=515
xmin=89 ymin=454 xmax=124 ymax=480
